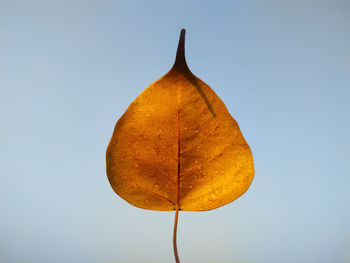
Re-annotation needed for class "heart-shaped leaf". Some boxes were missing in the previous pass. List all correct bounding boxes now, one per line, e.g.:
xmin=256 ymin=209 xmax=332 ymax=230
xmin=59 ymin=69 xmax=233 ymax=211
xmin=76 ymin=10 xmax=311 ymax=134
xmin=106 ymin=29 xmax=254 ymax=263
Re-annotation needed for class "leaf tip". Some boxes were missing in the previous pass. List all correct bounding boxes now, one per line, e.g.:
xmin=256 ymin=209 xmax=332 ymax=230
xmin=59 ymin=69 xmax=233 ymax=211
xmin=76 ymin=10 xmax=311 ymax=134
xmin=173 ymin=28 xmax=189 ymax=72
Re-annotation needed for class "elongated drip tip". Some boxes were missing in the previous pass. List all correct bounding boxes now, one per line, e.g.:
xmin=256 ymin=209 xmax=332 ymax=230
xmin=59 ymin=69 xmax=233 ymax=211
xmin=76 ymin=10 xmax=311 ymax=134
xmin=172 ymin=28 xmax=190 ymax=72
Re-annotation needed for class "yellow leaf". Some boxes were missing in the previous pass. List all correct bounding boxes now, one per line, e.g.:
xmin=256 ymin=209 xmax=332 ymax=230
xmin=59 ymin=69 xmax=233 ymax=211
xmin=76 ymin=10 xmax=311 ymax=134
xmin=106 ymin=29 xmax=254 ymax=262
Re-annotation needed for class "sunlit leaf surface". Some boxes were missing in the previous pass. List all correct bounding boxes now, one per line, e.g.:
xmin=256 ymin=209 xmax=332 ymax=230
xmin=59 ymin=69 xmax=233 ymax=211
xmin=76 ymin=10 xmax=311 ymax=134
xmin=106 ymin=29 xmax=254 ymax=212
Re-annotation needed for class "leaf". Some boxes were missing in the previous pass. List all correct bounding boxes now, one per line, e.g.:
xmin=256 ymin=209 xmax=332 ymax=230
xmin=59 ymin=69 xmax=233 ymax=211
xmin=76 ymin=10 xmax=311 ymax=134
xmin=106 ymin=29 xmax=254 ymax=262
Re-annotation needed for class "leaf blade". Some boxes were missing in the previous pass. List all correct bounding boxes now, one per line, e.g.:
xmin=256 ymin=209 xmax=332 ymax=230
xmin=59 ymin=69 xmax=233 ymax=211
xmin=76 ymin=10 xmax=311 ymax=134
xmin=106 ymin=29 xmax=254 ymax=212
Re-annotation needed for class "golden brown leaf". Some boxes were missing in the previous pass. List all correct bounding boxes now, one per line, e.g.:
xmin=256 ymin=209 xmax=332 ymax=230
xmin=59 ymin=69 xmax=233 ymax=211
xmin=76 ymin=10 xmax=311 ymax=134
xmin=106 ymin=29 xmax=254 ymax=212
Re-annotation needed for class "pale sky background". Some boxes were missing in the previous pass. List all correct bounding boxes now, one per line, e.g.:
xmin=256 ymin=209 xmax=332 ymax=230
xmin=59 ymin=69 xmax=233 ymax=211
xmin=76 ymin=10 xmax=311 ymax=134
xmin=1 ymin=1 xmax=350 ymax=263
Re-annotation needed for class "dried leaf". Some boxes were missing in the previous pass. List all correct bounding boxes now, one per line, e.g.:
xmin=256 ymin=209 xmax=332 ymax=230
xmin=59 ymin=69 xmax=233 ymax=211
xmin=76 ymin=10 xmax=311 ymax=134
xmin=106 ymin=29 xmax=254 ymax=262
xmin=106 ymin=30 xmax=254 ymax=211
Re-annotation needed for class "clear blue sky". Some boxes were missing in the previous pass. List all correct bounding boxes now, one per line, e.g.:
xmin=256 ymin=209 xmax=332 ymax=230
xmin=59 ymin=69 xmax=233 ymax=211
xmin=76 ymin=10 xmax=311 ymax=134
xmin=1 ymin=1 xmax=349 ymax=263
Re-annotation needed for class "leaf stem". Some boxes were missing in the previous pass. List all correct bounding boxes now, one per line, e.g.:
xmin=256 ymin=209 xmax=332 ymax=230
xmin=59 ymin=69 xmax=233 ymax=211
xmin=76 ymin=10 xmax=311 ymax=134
xmin=173 ymin=207 xmax=180 ymax=263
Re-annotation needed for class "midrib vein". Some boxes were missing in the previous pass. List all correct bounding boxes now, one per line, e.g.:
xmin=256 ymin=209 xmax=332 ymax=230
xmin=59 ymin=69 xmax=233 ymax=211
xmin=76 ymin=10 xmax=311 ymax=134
xmin=176 ymin=88 xmax=181 ymax=211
